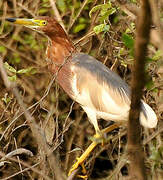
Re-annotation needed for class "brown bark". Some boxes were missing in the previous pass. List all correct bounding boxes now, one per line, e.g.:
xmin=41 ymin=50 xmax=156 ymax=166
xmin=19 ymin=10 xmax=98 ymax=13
xmin=127 ymin=0 xmax=152 ymax=179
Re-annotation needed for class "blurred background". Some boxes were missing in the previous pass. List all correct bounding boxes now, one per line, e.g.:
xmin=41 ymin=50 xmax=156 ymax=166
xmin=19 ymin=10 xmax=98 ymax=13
xmin=0 ymin=0 xmax=162 ymax=179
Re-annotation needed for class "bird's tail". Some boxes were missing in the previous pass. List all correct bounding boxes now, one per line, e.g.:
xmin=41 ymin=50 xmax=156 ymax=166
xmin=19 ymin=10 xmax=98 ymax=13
xmin=140 ymin=101 xmax=158 ymax=128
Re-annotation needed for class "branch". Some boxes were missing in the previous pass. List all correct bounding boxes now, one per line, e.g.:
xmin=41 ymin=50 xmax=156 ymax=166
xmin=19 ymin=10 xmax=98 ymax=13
xmin=116 ymin=0 xmax=163 ymax=51
xmin=0 ymin=56 xmax=65 ymax=180
xmin=127 ymin=0 xmax=152 ymax=179
xmin=49 ymin=0 xmax=66 ymax=32
xmin=1 ymin=148 xmax=33 ymax=161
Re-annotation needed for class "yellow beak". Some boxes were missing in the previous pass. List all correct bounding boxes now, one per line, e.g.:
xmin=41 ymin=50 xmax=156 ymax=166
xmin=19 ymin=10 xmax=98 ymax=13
xmin=6 ymin=18 xmax=46 ymax=27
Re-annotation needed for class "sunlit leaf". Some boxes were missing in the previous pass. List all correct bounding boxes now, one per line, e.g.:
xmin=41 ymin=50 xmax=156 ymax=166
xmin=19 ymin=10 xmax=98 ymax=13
xmin=100 ymin=7 xmax=116 ymax=17
xmin=93 ymin=24 xmax=110 ymax=34
xmin=56 ymin=0 xmax=67 ymax=13
xmin=73 ymin=24 xmax=86 ymax=33
xmin=17 ymin=67 xmax=37 ymax=75
xmin=8 ymin=75 xmax=17 ymax=81
xmin=4 ymin=62 xmax=17 ymax=73
xmin=89 ymin=3 xmax=112 ymax=18
xmin=152 ymin=50 xmax=162 ymax=61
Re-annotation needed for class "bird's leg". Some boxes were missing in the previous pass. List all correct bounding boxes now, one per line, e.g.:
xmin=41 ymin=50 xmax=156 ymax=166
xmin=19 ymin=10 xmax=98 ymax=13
xmin=68 ymin=141 xmax=97 ymax=176
xmin=91 ymin=123 xmax=121 ymax=145
xmin=101 ymin=122 xmax=122 ymax=135
xmin=68 ymin=123 xmax=121 ymax=176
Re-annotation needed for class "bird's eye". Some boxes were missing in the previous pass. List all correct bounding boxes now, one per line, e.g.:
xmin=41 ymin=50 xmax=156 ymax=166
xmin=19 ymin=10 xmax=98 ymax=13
xmin=41 ymin=21 xmax=47 ymax=26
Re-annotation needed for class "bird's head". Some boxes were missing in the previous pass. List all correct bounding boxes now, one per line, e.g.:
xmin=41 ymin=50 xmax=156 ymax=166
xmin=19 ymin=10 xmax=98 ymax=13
xmin=6 ymin=17 xmax=67 ymax=39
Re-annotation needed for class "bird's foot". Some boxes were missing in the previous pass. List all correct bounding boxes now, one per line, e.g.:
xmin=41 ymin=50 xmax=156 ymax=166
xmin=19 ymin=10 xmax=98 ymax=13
xmin=68 ymin=123 xmax=121 ymax=177
xmin=77 ymin=174 xmax=88 ymax=179
xmin=68 ymin=141 xmax=97 ymax=176
xmin=68 ymin=158 xmax=87 ymax=177
xmin=68 ymin=157 xmax=81 ymax=176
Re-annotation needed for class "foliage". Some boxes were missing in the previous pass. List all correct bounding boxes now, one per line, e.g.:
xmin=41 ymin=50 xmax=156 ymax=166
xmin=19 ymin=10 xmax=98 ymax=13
xmin=90 ymin=2 xmax=116 ymax=34
xmin=4 ymin=62 xmax=37 ymax=81
xmin=122 ymin=33 xmax=134 ymax=56
xmin=0 ymin=0 xmax=162 ymax=179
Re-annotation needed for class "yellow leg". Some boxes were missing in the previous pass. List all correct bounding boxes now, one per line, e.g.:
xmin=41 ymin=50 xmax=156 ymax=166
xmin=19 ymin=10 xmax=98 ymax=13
xmin=68 ymin=141 xmax=97 ymax=176
xmin=68 ymin=123 xmax=121 ymax=176
xmin=101 ymin=122 xmax=122 ymax=134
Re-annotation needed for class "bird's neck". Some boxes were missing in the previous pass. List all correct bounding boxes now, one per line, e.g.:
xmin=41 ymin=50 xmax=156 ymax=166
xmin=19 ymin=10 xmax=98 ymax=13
xmin=46 ymin=36 xmax=76 ymax=97
xmin=46 ymin=36 xmax=75 ymax=67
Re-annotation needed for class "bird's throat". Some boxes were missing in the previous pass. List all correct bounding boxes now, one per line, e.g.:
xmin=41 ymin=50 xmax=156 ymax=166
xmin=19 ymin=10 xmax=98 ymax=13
xmin=46 ymin=37 xmax=75 ymax=67
xmin=45 ymin=36 xmax=76 ymax=97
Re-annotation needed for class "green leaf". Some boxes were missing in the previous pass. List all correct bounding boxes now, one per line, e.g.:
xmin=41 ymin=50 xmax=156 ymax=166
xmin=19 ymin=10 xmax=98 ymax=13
xmin=42 ymin=0 xmax=49 ymax=2
xmin=38 ymin=8 xmax=49 ymax=14
xmin=9 ymin=53 xmax=21 ymax=64
xmin=150 ymin=146 xmax=161 ymax=161
xmin=145 ymin=79 xmax=154 ymax=90
xmin=0 ymin=46 xmax=7 ymax=53
xmin=73 ymin=24 xmax=87 ymax=33
xmin=17 ymin=67 xmax=37 ymax=75
xmin=8 ymin=75 xmax=17 ymax=81
xmin=89 ymin=3 xmax=112 ymax=18
xmin=100 ymin=7 xmax=115 ymax=17
xmin=122 ymin=33 xmax=134 ymax=49
xmin=93 ymin=24 xmax=110 ymax=34
xmin=14 ymin=56 xmax=21 ymax=63
xmin=152 ymin=50 xmax=162 ymax=61
xmin=146 ymin=57 xmax=153 ymax=63
xmin=79 ymin=17 xmax=88 ymax=24
xmin=4 ymin=62 xmax=17 ymax=73
xmin=145 ymin=73 xmax=154 ymax=90
xmin=12 ymin=35 xmax=21 ymax=41
xmin=99 ymin=8 xmax=116 ymax=22
xmin=56 ymin=0 xmax=67 ymax=13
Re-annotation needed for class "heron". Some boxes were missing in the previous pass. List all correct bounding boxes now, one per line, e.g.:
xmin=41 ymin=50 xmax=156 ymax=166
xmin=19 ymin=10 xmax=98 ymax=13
xmin=6 ymin=17 xmax=158 ymax=176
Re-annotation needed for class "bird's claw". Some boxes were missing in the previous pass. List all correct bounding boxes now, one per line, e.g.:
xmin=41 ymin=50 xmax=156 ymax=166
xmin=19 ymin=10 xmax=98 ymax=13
xmin=77 ymin=174 xmax=88 ymax=179
xmin=68 ymin=158 xmax=87 ymax=177
xmin=68 ymin=158 xmax=81 ymax=176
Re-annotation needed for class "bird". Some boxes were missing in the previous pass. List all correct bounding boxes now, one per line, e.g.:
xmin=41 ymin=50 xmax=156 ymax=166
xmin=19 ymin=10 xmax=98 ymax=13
xmin=6 ymin=17 xmax=158 ymax=176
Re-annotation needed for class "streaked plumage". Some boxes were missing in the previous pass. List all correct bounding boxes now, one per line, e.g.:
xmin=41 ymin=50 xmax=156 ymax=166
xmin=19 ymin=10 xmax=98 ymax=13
xmin=69 ymin=53 xmax=157 ymax=130
xmin=6 ymin=16 xmax=157 ymax=130
xmin=6 ymin=17 xmax=158 ymax=176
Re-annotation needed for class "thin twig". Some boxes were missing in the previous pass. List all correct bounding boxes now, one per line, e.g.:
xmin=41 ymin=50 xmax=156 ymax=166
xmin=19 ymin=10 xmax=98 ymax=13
xmin=1 ymin=162 xmax=40 ymax=180
xmin=0 ymin=151 xmax=50 ymax=179
xmin=0 ymin=56 xmax=65 ymax=180
xmin=1 ymin=148 xmax=33 ymax=161
xmin=49 ymin=0 xmax=66 ymax=31
xmin=67 ymin=0 xmax=89 ymax=32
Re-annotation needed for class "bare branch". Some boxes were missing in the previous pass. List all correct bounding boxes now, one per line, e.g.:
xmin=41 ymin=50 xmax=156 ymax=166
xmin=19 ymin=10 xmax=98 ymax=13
xmin=127 ymin=0 xmax=152 ymax=179
xmin=1 ymin=148 xmax=33 ymax=161
xmin=49 ymin=0 xmax=66 ymax=31
xmin=67 ymin=0 xmax=89 ymax=32
xmin=0 ymin=56 xmax=65 ymax=180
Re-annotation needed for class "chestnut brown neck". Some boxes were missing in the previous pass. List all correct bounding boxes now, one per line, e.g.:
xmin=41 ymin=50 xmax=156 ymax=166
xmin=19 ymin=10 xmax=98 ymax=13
xmin=46 ymin=31 xmax=76 ymax=67
xmin=45 ymin=33 xmax=75 ymax=97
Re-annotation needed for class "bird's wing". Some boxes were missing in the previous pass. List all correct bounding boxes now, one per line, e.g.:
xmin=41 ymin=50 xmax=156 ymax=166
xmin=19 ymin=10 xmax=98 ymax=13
xmin=71 ymin=53 xmax=131 ymax=120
